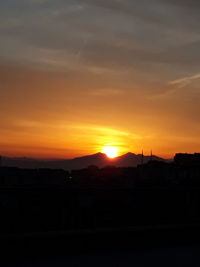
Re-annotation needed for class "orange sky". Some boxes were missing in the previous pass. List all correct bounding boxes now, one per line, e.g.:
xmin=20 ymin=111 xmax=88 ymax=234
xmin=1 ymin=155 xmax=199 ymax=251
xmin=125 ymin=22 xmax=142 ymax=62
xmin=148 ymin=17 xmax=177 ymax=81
xmin=0 ymin=0 xmax=200 ymax=159
xmin=1 ymin=65 xmax=199 ymax=159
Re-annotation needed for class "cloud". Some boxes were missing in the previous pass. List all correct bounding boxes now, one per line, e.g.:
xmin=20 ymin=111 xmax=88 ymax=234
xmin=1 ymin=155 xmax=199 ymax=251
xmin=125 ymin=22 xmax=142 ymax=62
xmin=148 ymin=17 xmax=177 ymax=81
xmin=69 ymin=124 xmax=129 ymax=137
xmin=1 ymin=0 xmax=200 ymax=80
xmin=169 ymin=73 xmax=200 ymax=88
xmin=89 ymin=88 xmax=124 ymax=96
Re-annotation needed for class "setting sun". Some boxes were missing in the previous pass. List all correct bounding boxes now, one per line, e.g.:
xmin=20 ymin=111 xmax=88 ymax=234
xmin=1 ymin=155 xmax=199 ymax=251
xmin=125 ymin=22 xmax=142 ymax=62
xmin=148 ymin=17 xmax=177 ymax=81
xmin=102 ymin=146 xmax=119 ymax=158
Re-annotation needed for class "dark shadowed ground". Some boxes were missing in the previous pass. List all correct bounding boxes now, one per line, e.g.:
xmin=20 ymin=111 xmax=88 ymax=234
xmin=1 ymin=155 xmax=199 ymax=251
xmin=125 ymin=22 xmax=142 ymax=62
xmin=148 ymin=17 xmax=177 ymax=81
xmin=1 ymin=226 xmax=200 ymax=266
xmin=2 ymin=244 xmax=200 ymax=267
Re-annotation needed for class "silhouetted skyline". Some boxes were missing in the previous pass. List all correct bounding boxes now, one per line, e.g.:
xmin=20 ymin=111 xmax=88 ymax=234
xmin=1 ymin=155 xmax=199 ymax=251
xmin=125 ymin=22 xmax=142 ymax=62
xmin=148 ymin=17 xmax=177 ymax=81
xmin=0 ymin=151 xmax=165 ymax=170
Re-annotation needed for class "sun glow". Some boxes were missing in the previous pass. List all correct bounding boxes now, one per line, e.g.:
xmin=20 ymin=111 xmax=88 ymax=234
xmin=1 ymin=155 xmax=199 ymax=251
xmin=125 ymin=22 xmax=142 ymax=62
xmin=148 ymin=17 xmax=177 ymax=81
xmin=102 ymin=146 xmax=119 ymax=158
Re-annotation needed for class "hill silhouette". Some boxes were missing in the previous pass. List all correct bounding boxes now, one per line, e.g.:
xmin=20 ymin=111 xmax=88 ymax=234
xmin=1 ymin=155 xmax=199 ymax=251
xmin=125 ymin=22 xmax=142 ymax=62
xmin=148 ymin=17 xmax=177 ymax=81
xmin=1 ymin=152 xmax=165 ymax=170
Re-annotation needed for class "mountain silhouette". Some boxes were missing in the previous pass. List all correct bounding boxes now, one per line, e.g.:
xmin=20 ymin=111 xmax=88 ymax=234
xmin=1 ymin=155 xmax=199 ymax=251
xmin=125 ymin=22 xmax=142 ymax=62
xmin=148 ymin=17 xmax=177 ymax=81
xmin=1 ymin=152 xmax=165 ymax=170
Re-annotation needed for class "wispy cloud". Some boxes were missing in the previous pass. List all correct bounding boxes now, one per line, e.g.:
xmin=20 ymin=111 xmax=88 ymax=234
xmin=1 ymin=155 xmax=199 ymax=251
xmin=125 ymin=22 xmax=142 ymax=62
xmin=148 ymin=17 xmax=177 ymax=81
xmin=69 ymin=124 xmax=129 ymax=137
xmin=89 ymin=88 xmax=124 ymax=96
xmin=169 ymin=73 xmax=200 ymax=88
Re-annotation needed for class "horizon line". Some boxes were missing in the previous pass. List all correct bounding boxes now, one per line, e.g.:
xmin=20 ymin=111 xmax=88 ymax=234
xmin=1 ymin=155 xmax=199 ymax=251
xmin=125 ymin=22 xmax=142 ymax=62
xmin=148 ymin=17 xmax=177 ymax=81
xmin=0 ymin=151 xmax=182 ymax=161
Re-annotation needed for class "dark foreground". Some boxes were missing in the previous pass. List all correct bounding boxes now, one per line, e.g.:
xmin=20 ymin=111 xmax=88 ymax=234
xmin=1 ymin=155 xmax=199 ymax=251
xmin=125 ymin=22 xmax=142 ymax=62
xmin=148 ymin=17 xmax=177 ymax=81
xmin=1 ymin=224 xmax=200 ymax=266
xmin=1 ymin=157 xmax=200 ymax=265
xmin=5 ymin=244 xmax=200 ymax=267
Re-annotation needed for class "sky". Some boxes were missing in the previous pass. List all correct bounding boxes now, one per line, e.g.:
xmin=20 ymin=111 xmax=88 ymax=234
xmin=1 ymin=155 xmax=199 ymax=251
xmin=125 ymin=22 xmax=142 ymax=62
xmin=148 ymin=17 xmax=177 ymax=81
xmin=0 ymin=0 xmax=200 ymax=159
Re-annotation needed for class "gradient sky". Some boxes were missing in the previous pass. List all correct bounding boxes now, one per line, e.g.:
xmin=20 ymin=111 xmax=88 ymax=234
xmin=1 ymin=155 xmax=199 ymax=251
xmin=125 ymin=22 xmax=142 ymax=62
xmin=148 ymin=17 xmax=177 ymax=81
xmin=1 ymin=0 xmax=200 ymax=159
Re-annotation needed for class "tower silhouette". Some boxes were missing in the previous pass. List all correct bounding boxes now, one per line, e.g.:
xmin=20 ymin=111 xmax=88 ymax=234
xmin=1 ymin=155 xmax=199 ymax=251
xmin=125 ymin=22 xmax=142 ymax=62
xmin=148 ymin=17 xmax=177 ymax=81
xmin=150 ymin=150 xmax=153 ymax=161
xmin=141 ymin=150 xmax=144 ymax=165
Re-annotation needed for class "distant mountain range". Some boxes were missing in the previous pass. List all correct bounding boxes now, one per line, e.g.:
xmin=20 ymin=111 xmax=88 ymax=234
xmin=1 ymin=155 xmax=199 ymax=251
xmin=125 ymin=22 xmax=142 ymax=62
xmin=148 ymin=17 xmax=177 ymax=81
xmin=1 ymin=153 xmax=166 ymax=170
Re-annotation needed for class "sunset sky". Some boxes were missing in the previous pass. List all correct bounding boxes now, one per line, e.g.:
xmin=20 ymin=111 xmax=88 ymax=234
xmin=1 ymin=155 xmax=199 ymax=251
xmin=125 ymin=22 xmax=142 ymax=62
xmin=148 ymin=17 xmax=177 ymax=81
xmin=1 ymin=0 xmax=200 ymax=159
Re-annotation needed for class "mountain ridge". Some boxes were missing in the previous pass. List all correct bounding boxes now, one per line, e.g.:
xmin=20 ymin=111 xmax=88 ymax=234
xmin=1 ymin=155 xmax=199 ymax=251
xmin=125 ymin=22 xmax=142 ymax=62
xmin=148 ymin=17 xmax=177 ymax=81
xmin=1 ymin=152 xmax=166 ymax=170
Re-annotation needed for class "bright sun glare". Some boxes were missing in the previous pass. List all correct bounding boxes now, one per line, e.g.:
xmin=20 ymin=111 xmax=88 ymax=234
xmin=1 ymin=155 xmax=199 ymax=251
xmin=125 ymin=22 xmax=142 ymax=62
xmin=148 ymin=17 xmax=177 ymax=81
xmin=102 ymin=146 xmax=119 ymax=158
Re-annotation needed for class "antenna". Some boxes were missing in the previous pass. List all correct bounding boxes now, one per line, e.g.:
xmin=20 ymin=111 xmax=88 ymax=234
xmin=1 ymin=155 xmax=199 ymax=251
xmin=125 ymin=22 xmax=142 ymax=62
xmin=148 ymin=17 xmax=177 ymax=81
xmin=150 ymin=150 xmax=153 ymax=161
xmin=141 ymin=150 xmax=144 ymax=165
